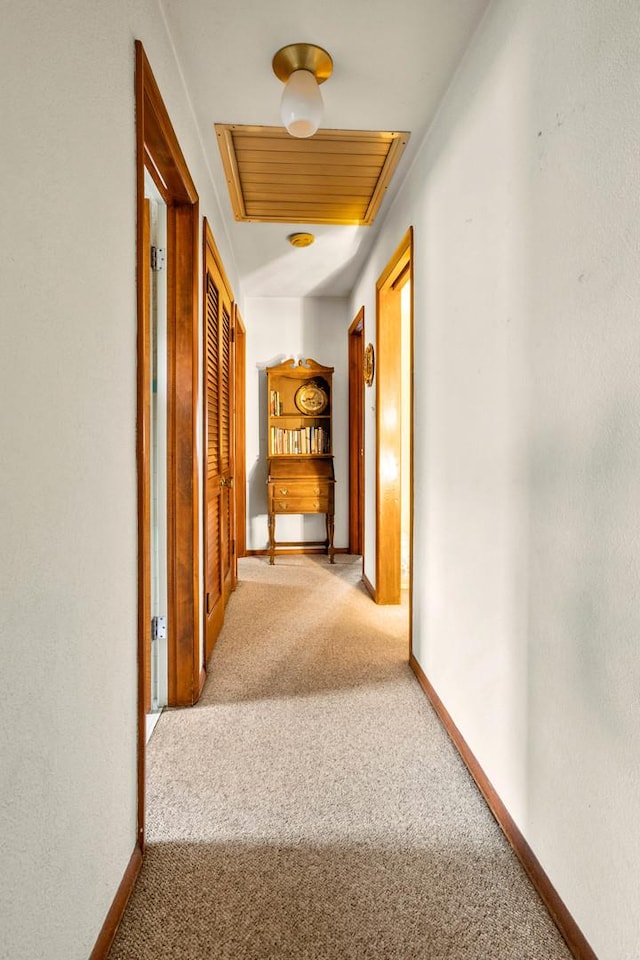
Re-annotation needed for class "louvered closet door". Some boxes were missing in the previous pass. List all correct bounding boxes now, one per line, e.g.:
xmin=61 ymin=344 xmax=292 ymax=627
xmin=219 ymin=299 xmax=235 ymax=603
xmin=204 ymin=241 xmax=236 ymax=660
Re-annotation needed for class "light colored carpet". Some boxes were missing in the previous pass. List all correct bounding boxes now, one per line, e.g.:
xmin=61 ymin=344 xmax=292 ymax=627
xmin=109 ymin=555 xmax=572 ymax=959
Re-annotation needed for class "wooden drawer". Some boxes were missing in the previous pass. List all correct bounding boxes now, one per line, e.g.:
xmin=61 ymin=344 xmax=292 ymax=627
xmin=271 ymin=497 xmax=330 ymax=514
xmin=270 ymin=481 xmax=330 ymax=498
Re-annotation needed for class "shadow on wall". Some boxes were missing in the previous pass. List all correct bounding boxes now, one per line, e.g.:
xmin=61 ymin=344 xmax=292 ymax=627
xmin=249 ymin=356 xmax=288 ymax=532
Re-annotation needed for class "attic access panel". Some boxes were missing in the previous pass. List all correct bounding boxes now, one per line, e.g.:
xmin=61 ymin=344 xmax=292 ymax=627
xmin=215 ymin=124 xmax=409 ymax=226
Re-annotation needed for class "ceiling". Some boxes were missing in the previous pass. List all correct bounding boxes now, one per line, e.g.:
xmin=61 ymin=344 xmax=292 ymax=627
xmin=161 ymin=0 xmax=490 ymax=298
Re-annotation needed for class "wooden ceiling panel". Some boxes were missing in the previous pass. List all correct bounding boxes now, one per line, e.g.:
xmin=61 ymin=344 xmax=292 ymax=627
xmin=215 ymin=124 xmax=409 ymax=226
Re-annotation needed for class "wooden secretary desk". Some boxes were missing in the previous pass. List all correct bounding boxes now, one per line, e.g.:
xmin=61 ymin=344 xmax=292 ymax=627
xmin=266 ymin=358 xmax=335 ymax=565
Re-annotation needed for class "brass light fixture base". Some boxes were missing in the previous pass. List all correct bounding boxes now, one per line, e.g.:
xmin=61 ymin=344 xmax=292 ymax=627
xmin=272 ymin=43 xmax=333 ymax=84
xmin=288 ymin=232 xmax=315 ymax=247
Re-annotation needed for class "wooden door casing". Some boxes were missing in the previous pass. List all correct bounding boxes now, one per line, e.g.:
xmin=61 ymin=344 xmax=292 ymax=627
xmin=375 ymin=228 xmax=413 ymax=605
xmin=234 ymin=308 xmax=247 ymax=562
xmin=136 ymin=41 xmax=201 ymax=858
xmin=204 ymin=221 xmax=236 ymax=663
xmin=348 ymin=307 xmax=365 ymax=557
xmin=142 ymin=198 xmax=152 ymax=716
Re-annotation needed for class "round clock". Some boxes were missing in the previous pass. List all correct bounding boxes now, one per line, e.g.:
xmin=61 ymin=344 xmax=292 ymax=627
xmin=294 ymin=381 xmax=328 ymax=414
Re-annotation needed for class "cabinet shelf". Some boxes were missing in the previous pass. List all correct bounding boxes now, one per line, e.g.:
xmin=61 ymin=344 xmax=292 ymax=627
xmin=266 ymin=357 xmax=335 ymax=564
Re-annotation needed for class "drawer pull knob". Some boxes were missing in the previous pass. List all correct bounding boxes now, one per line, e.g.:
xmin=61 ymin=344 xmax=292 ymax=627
xmin=280 ymin=487 xmax=288 ymax=494
xmin=314 ymin=502 xmax=319 ymax=509
xmin=314 ymin=487 xmax=320 ymax=494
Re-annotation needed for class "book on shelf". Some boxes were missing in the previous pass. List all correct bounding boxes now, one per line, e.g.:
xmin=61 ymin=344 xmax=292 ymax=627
xmin=269 ymin=390 xmax=282 ymax=417
xmin=269 ymin=425 xmax=329 ymax=455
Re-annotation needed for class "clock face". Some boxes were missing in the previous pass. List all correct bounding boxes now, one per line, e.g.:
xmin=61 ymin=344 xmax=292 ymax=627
xmin=295 ymin=382 xmax=328 ymax=414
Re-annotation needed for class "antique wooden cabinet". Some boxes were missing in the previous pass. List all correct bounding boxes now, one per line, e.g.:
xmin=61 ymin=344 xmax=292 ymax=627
xmin=266 ymin=358 xmax=335 ymax=564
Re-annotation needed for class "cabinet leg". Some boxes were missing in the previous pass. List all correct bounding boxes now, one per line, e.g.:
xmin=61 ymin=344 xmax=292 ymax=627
xmin=268 ymin=513 xmax=276 ymax=565
xmin=327 ymin=512 xmax=335 ymax=564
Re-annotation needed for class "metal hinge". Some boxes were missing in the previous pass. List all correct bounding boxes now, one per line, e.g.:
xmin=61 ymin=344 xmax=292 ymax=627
xmin=150 ymin=246 xmax=166 ymax=271
xmin=231 ymin=325 xmax=236 ymax=343
xmin=152 ymin=615 xmax=167 ymax=642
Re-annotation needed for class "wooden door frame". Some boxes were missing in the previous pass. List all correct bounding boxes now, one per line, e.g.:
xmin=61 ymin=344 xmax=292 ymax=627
xmin=136 ymin=40 xmax=200 ymax=848
xmin=375 ymin=228 xmax=414 ymax=605
xmin=234 ymin=307 xmax=247 ymax=560
xmin=348 ymin=307 xmax=365 ymax=556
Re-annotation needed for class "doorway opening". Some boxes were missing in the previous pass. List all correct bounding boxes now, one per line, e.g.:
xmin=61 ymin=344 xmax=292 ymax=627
xmin=348 ymin=307 xmax=365 ymax=557
xmin=375 ymin=228 xmax=414 ymax=607
xmin=144 ymin=172 xmax=168 ymax=741
xmin=136 ymin=40 xmax=200 ymax=849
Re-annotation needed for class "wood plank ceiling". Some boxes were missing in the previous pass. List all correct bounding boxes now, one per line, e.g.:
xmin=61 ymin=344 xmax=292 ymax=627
xmin=215 ymin=124 xmax=409 ymax=226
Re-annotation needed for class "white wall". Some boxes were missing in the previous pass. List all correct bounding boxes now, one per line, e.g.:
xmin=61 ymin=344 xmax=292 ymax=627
xmin=0 ymin=2 xmax=237 ymax=957
xmin=350 ymin=1 xmax=640 ymax=957
xmin=244 ymin=297 xmax=350 ymax=553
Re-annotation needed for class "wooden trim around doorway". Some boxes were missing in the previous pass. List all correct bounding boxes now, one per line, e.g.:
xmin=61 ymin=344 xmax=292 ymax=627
xmin=375 ymin=228 xmax=413 ymax=605
xmin=166 ymin=200 xmax=200 ymax=706
xmin=136 ymin=39 xmax=201 ymax=850
xmin=348 ymin=307 xmax=365 ymax=556
xmin=234 ymin=307 xmax=247 ymax=559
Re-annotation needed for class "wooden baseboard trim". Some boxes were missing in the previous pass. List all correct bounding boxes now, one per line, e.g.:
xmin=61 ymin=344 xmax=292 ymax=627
xmin=361 ymin=572 xmax=376 ymax=600
xmin=408 ymin=655 xmax=597 ymax=960
xmin=89 ymin=843 xmax=143 ymax=960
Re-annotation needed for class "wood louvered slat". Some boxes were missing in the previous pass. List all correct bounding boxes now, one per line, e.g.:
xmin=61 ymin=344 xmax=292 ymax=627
xmin=247 ymin=202 xmax=366 ymax=220
xmin=243 ymin=183 xmax=372 ymax=199
xmin=237 ymin=161 xmax=383 ymax=179
xmin=233 ymin=135 xmax=391 ymax=156
xmin=246 ymin=205 xmax=368 ymax=220
xmin=235 ymin=150 xmax=387 ymax=168
xmin=220 ymin=307 xmax=231 ymax=471
xmin=244 ymin=174 xmax=376 ymax=193
xmin=246 ymin=199 xmax=369 ymax=211
xmin=206 ymin=273 xmax=220 ymax=479
xmin=207 ymin=496 xmax=221 ymax=607
xmin=245 ymin=203 xmax=369 ymax=217
xmin=242 ymin=165 xmax=379 ymax=185
xmin=215 ymin=124 xmax=410 ymax=226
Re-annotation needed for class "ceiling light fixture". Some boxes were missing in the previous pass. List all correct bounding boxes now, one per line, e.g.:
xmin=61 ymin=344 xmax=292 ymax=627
xmin=272 ymin=43 xmax=333 ymax=139
xmin=288 ymin=232 xmax=315 ymax=247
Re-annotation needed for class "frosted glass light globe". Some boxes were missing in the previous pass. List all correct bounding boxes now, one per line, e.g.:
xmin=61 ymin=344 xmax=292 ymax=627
xmin=280 ymin=69 xmax=323 ymax=138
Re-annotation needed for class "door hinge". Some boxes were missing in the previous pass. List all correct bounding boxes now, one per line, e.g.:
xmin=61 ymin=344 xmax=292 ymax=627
xmin=150 ymin=246 xmax=166 ymax=271
xmin=231 ymin=325 xmax=236 ymax=343
xmin=206 ymin=592 xmax=211 ymax=615
xmin=231 ymin=539 xmax=236 ymax=556
xmin=152 ymin=615 xmax=167 ymax=641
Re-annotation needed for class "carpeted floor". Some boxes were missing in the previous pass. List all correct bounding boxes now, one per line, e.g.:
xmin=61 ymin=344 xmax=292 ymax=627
xmin=109 ymin=555 xmax=572 ymax=959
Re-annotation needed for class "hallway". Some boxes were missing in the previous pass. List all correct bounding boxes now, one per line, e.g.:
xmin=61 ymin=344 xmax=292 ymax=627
xmin=110 ymin=556 xmax=571 ymax=959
